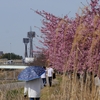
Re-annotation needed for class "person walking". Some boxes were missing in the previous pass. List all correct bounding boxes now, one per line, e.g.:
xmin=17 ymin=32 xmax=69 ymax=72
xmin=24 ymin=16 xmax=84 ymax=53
xmin=94 ymin=74 xmax=100 ymax=95
xmin=47 ymin=65 xmax=54 ymax=87
xmin=41 ymin=66 xmax=47 ymax=86
xmin=24 ymin=78 xmax=44 ymax=100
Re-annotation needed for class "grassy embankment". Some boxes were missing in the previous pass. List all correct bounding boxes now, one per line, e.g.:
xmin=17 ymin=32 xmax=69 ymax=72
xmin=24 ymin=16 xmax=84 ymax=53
xmin=0 ymin=73 xmax=100 ymax=100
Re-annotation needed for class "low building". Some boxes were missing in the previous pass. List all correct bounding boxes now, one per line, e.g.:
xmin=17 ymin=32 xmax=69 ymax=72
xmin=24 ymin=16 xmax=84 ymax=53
xmin=0 ymin=51 xmax=3 ymax=56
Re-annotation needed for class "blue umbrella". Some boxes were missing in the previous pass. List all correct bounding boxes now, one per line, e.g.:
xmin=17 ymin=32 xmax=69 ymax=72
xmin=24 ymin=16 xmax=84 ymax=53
xmin=18 ymin=66 xmax=45 ymax=81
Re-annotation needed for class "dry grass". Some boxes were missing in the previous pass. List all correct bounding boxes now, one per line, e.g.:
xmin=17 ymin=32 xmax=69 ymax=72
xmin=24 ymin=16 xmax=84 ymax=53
xmin=0 ymin=72 xmax=100 ymax=100
xmin=41 ymin=73 xmax=100 ymax=100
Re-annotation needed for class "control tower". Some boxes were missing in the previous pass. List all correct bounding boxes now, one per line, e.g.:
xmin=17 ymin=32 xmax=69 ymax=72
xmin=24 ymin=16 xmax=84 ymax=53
xmin=23 ymin=38 xmax=29 ymax=57
xmin=27 ymin=27 xmax=35 ymax=57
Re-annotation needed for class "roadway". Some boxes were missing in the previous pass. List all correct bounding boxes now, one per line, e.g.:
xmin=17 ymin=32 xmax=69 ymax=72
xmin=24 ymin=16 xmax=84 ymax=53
xmin=0 ymin=82 xmax=25 ymax=91
xmin=0 ymin=79 xmax=59 ymax=91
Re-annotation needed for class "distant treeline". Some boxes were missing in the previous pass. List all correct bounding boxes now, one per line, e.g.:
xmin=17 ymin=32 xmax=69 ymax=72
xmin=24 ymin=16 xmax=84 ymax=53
xmin=0 ymin=53 xmax=22 ymax=60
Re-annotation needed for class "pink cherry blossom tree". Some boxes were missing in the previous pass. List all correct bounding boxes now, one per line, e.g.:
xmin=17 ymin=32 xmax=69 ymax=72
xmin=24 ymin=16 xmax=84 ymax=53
xmin=34 ymin=0 xmax=100 ymax=74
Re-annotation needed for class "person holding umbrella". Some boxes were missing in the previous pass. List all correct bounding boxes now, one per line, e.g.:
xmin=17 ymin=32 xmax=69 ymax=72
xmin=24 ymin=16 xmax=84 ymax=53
xmin=18 ymin=66 xmax=45 ymax=100
xmin=24 ymin=78 xmax=44 ymax=100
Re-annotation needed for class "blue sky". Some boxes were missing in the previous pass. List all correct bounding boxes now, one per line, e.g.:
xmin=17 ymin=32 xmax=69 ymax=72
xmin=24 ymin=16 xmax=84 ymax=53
xmin=0 ymin=0 xmax=89 ymax=57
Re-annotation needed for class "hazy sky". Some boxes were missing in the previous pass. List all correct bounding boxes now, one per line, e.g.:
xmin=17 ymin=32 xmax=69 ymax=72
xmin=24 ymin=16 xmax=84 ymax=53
xmin=0 ymin=0 xmax=89 ymax=57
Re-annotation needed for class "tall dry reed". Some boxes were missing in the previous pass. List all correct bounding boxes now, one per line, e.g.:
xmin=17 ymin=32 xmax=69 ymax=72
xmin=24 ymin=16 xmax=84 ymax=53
xmin=47 ymin=72 xmax=100 ymax=100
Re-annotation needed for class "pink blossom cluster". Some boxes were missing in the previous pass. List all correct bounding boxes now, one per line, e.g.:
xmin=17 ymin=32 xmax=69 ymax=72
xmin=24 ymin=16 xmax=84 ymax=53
xmin=35 ymin=0 xmax=100 ymax=73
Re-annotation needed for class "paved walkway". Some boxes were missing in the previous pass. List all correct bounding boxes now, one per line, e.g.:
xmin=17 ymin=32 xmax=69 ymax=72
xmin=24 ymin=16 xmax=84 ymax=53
xmin=45 ymin=77 xmax=59 ymax=86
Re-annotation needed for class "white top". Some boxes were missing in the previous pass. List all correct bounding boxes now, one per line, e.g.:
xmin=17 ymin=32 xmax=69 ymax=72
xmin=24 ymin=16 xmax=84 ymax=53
xmin=47 ymin=67 xmax=54 ymax=77
xmin=41 ymin=70 xmax=47 ymax=78
xmin=94 ymin=76 xmax=100 ymax=86
xmin=41 ymin=72 xmax=46 ymax=78
xmin=24 ymin=78 xmax=44 ymax=98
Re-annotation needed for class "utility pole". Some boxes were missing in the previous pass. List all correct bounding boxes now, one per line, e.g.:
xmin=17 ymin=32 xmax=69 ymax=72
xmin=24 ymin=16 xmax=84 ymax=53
xmin=10 ymin=43 xmax=11 ymax=60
